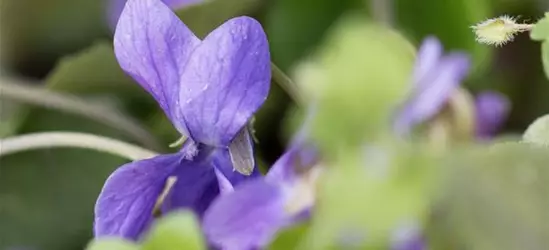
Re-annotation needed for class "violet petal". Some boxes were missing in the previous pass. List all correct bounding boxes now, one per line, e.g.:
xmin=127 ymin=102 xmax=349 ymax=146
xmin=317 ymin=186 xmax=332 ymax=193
xmin=412 ymin=36 xmax=443 ymax=90
xmin=475 ymin=91 xmax=510 ymax=138
xmin=178 ymin=16 xmax=271 ymax=147
xmin=161 ymin=158 xmax=220 ymax=218
xmin=394 ymin=50 xmax=470 ymax=135
xmin=94 ymin=153 xmax=183 ymax=240
xmin=113 ymin=0 xmax=200 ymax=135
xmin=202 ymin=179 xmax=287 ymax=250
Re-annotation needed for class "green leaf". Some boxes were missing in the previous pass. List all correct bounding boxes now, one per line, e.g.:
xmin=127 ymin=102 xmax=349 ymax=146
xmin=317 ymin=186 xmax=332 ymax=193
xmin=427 ymin=143 xmax=549 ymax=250
xmin=530 ymin=13 xmax=549 ymax=41
xmin=1 ymin=0 xmax=107 ymax=72
xmin=45 ymin=41 xmax=141 ymax=95
xmin=86 ymin=238 xmax=140 ymax=250
xmin=394 ymin=0 xmax=492 ymax=73
xmin=142 ymin=211 xmax=205 ymax=250
xmin=41 ymin=42 xmax=169 ymax=147
xmin=539 ymin=41 xmax=549 ymax=80
xmin=176 ymin=0 xmax=263 ymax=38
xmin=0 ymin=99 xmax=28 ymax=137
xmin=268 ymin=223 xmax=310 ymax=250
xmin=265 ymin=0 xmax=361 ymax=70
xmin=307 ymin=16 xmax=415 ymax=151
xmin=0 ymin=107 xmax=131 ymax=250
xmin=522 ymin=113 xmax=549 ymax=146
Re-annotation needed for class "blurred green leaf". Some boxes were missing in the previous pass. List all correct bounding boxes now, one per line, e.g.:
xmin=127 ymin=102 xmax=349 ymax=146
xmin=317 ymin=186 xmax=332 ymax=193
xmin=265 ymin=0 xmax=361 ymax=70
xmin=46 ymin=41 xmax=141 ymax=95
xmin=41 ymin=42 xmax=169 ymax=146
xmin=530 ymin=13 xmax=549 ymax=41
xmin=176 ymin=0 xmax=263 ymax=38
xmin=86 ymin=238 xmax=139 ymax=250
xmin=394 ymin=0 xmax=492 ymax=73
xmin=0 ymin=0 xmax=108 ymax=74
xmin=0 ymin=99 xmax=28 ymax=137
xmin=428 ymin=143 xmax=549 ymax=250
xmin=538 ymin=41 xmax=549 ymax=80
xmin=142 ymin=211 xmax=205 ymax=250
xmin=307 ymin=16 xmax=415 ymax=151
xmin=523 ymin=113 xmax=549 ymax=146
xmin=0 ymin=107 xmax=131 ymax=250
xmin=530 ymin=13 xmax=549 ymax=81
xmin=268 ymin=223 xmax=310 ymax=250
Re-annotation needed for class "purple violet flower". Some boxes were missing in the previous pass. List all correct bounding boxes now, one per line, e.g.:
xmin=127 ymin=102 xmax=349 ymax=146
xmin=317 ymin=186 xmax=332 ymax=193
xmin=201 ymin=109 xmax=320 ymax=249
xmin=94 ymin=0 xmax=270 ymax=241
xmin=393 ymin=36 xmax=470 ymax=136
xmin=107 ymin=0 xmax=202 ymax=30
xmin=394 ymin=36 xmax=509 ymax=138
xmin=390 ymin=37 xmax=510 ymax=250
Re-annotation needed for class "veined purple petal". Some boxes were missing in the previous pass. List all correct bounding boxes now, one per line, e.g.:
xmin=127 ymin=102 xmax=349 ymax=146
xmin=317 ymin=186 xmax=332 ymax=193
xmin=161 ymin=158 xmax=220 ymax=218
xmin=202 ymin=179 xmax=288 ymax=250
xmin=94 ymin=153 xmax=183 ymax=240
xmin=113 ymin=0 xmax=200 ymax=135
xmin=475 ymin=91 xmax=510 ymax=139
xmin=179 ymin=16 xmax=271 ymax=147
xmin=394 ymin=47 xmax=470 ymax=135
xmin=108 ymin=0 xmax=202 ymax=30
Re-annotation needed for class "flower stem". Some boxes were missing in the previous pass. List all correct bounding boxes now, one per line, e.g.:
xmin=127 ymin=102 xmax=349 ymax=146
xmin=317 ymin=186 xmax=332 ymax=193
xmin=271 ymin=62 xmax=303 ymax=105
xmin=0 ymin=77 xmax=162 ymax=150
xmin=371 ymin=0 xmax=394 ymax=26
xmin=0 ymin=131 xmax=157 ymax=160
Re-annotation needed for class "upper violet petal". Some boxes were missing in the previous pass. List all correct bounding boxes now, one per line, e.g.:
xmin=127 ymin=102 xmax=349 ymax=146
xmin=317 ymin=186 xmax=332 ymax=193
xmin=113 ymin=0 xmax=200 ymax=135
xmin=413 ymin=36 xmax=443 ymax=90
xmin=394 ymin=52 xmax=470 ymax=135
xmin=179 ymin=16 xmax=271 ymax=146
xmin=475 ymin=91 xmax=510 ymax=139
xmin=203 ymin=179 xmax=288 ymax=250
xmin=107 ymin=0 xmax=203 ymax=30
xmin=94 ymin=153 xmax=183 ymax=240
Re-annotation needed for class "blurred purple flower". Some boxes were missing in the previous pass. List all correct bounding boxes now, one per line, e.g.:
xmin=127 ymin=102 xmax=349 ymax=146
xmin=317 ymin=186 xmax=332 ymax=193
xmin=394 ymin=36 xmax=509 ymax=138
xmin=202 ymin=109 xmax=319 ymax=249
xmin=391 ymin=222 xmax=426 ymax=250
xmin=94 ymin=0 xmax=270 ymax=241
xmin=394 ymin=36 xmax=470 ymax=136
xmin=107 ymin=0 xmax=202 ymax=30
xmin=475 ymin=91 xmax=510 ymax=139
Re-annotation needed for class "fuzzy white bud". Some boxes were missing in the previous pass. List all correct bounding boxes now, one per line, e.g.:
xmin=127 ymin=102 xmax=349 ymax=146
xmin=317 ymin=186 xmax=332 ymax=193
xmin=471 ymin=15 xmax=533 ymax=46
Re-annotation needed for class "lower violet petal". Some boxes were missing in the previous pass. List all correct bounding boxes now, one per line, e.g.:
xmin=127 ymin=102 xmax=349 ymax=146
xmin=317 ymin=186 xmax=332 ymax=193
xmin=203 ymin=179 xmax=287 ymax=250
xmin=161 ymin=158 xmax=220 ymax=218
xmin=94 ymin=153 xmax=184 ymax=240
